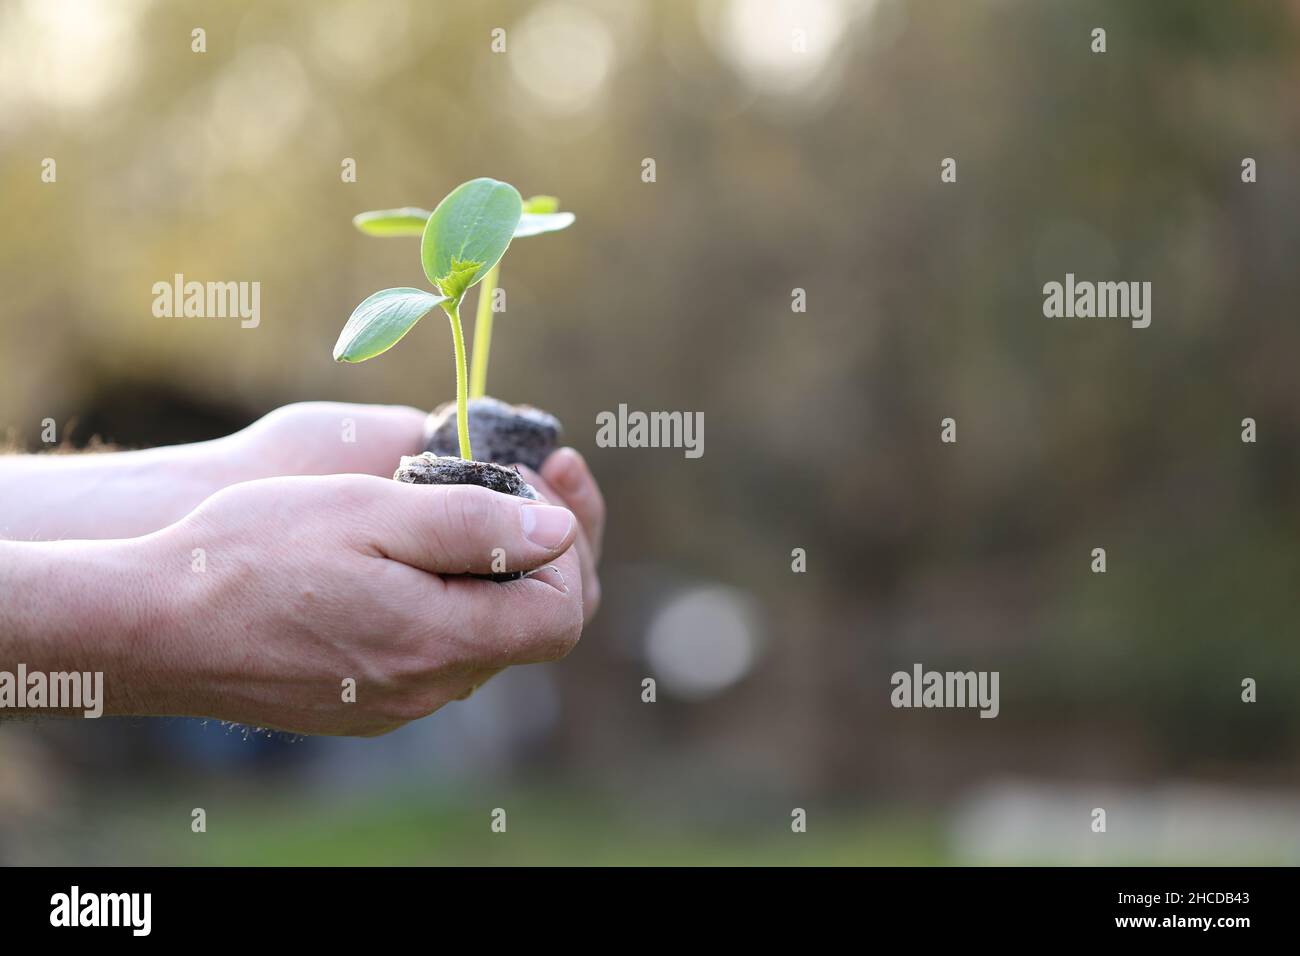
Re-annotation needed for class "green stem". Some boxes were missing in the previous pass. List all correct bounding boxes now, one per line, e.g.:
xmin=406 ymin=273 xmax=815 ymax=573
xmin=444 ymin=299 xmax=473 ymax=461
xmin=468 ymin=263 xmax=499 ymax=400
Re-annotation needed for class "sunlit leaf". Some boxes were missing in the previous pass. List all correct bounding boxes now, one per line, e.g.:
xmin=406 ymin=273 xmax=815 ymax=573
xmin=515 ymin=211 xmax=576 ymax=237
xmin=522 ymin=195 xmax=560 ymax=214
xmin=352 ymin=208 xmax=433 ymax=237
xmin=333 ymin=287 xmax=446 ymax=363
xmin=358 ymin=196 xmax=573 ymax=240
xmin=420 ymin=178 xmax=522 ymax=300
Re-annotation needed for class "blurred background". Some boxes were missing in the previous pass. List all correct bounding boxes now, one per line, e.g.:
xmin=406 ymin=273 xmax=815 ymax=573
xmin=2 ymin=0 xmax=1300 ymax=864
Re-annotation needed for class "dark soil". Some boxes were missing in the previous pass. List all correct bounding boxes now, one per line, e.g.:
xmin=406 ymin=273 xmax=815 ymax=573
xmin=422 ymin=396 xmax=562 ymax=471
xmin=393 ymin=453 xmax=539 ymax=581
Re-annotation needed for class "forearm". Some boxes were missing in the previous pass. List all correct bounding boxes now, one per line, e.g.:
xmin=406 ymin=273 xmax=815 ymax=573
xmin=0 ymin=402 xmax=430 ymax=541
xmin=0 ymin=439 xmax=239 ymax=541
xmin=0 ymin=537 xmax=177 ymax=718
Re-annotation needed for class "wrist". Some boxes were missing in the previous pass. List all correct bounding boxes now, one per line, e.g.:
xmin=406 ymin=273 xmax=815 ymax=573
xmin=0 ymin=439 xmax=239 ymax=541
xmin=0 ymin=536 xmax=181 ymax=718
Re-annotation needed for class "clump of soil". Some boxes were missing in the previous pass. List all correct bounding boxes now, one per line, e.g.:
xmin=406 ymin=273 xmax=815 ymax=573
xmin=423 ymin=396 xmax=562 ymax=471
xmin=393 ymin=453 xmax=539 ymax=581
xmin=394 ymin=453 xmax=540 ymax=499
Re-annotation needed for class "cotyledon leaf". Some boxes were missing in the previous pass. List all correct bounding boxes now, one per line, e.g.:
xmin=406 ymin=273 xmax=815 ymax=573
xmin=514 ymin=211 xmax=576 ymax=237
xmin=352 ymin=208 xmax=433 ymax=237
xmin=354 ymin=196 xmax=573 ymax=240
xmin=420 ymin=178 xmax=522 ymax=300
xmin=522 ymin=195 xmax=560 ymax=214
xmin=333 ymin=287 xmax=447 ymax=363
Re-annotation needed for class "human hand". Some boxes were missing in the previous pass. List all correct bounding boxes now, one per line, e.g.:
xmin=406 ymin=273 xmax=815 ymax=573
xmin=524 ymin=448 xmax=605 ymax=620
xmin=440 ymin=449 xmax=605 ymax=702
xmin=225 ymin=401 xmax=428 ymax=480
xmin=126 ymin=473 xmax=584 ymax=735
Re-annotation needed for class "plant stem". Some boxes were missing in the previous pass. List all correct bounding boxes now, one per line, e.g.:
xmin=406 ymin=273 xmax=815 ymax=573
xmin=468 ymin=263 xmax=499 ymax=400
xmin=445 ymin=299 xmax=473 ymax=461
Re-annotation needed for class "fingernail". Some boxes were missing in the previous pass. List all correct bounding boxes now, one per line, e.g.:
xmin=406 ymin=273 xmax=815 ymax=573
xmin=525 ymin=564 xmax=568 ymax=593
xmin=520 ymin=504 xmax=573 ymax=550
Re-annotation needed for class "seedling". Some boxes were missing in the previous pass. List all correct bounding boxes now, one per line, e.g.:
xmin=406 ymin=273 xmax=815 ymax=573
xmin=333 ymin=178 xmax=529 ymax=460
xmin=351 ymin=193 xmax=574 ymax=400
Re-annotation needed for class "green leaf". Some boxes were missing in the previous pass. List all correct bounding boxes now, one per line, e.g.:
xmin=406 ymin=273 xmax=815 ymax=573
xmin=421 ymin=178 xmax=522 ymax=301
xmin=353 ymin=208 xmax=433 ymax=237
xmin=333 ymin=287 xmax=447 ymax=363
xmin=356 ymin=196 xmax=572 ymax=240
xmin=515 ymin=211 xmax=576 ymax=237
xmin=522 ymin=195 xmax=560 ymax=214
xmin=434 ymin=259 xmax=483 ymax=304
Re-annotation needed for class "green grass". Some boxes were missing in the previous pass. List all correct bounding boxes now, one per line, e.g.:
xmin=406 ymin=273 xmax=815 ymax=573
xmin=90 ymin=786 xmax=949 ymax=866
xmin=36 ymin=784 xmax=1291 ymax=865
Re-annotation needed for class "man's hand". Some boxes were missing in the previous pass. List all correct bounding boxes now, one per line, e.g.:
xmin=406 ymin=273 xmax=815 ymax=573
xmin=233 ymin=404 xmax=607 ymax=621
xmin=0 ymin=474 xmax=586 ymax=736
xmin=225 ymin=401 xmax=428 ymax=481
xmin=0 ymin=401 xmax=606 ymax=736
xmin=528 ymin=448 xmax=605 ymax=619
xmin=140 ymin=473 xmax=584 ymax=735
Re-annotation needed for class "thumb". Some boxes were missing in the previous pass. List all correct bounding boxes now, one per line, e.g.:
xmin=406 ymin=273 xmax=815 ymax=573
xmin=362 ymin=480 xmax=577 ymax=575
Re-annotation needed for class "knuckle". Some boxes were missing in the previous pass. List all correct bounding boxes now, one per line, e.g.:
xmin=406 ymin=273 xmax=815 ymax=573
xmin=326 ymin=474 xmax=383 ymax=521
xmin=438 ymin=485 xmax=494 ymax=549
xmin=253 ymin=402 xmax=308 ymax=439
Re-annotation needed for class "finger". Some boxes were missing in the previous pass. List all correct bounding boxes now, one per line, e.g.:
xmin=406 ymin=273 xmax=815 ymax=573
xmin=539 ymin=448 xmax=605 ymax=563
xmin=518 ymin=466 xmax=584 ymax=552
xmin=439 ymin=543 xmax=585 ymax=666
xmin=256 ymin=402 xmax=428 ymax=477
xmin=520 ymin=467 xmax=593 ymax=569
xmin=519 ymin=466 xmax=600 ymax=619
xmin=320 ymin=402 xmax=428 ymax=475
xmin=360 ymin=477 xmax=577 ymax=575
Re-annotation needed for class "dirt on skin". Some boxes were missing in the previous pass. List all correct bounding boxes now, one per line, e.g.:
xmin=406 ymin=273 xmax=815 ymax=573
xmin=393 ymin=453 xmax=540 ymax=581
xmin=422 ymin=396 xmax=562 ymax=471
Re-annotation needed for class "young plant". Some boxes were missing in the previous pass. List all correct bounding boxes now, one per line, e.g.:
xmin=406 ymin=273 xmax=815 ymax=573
xmin=352 ymin=194 xmax=574 ymax=399
xmin=333 ymin=178 xmax=524 ymax=461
